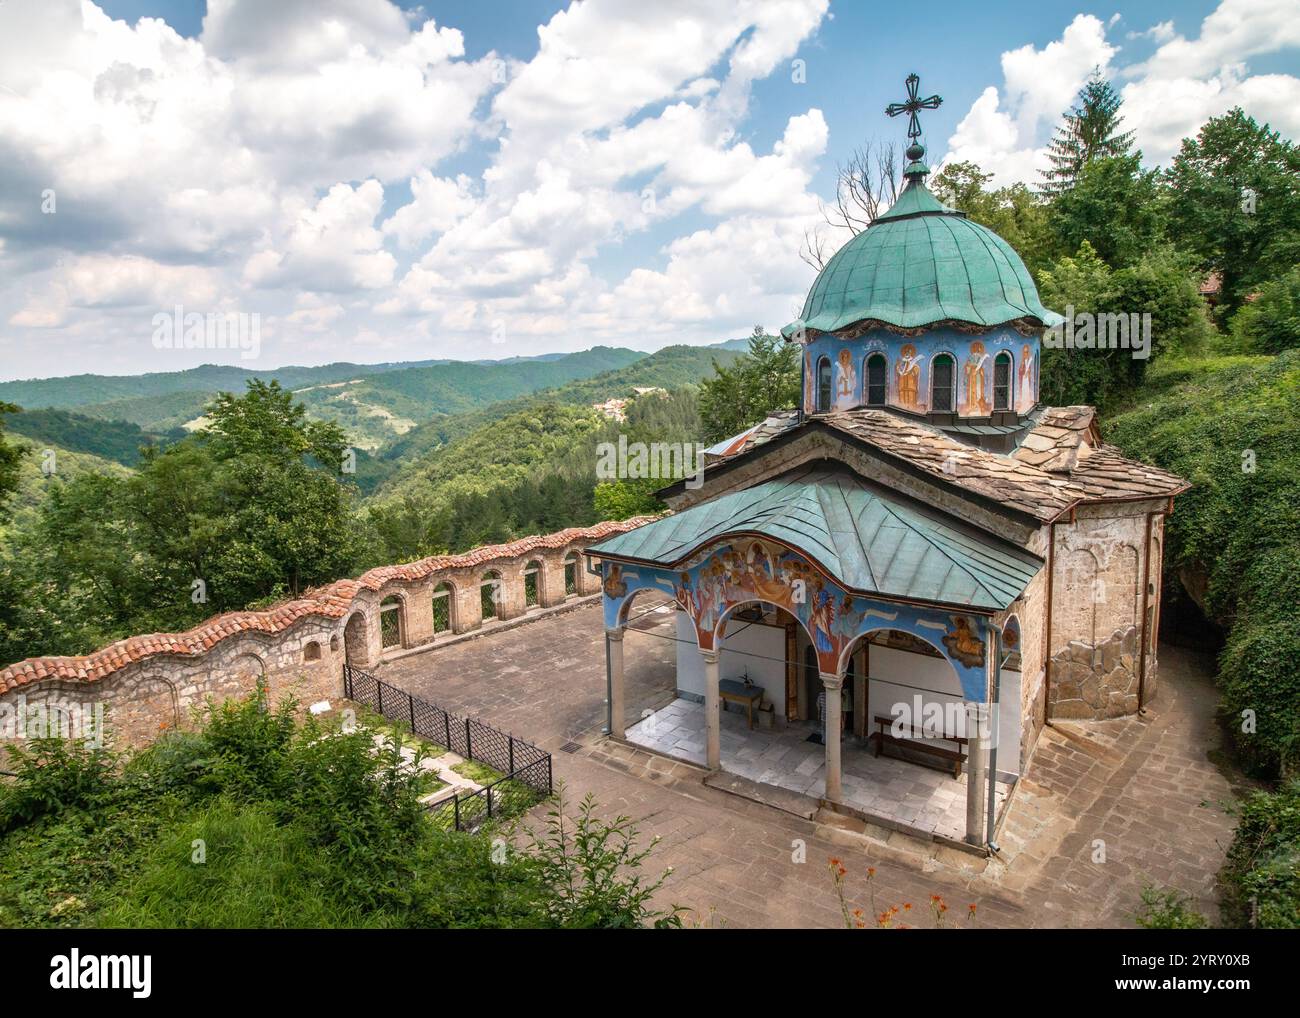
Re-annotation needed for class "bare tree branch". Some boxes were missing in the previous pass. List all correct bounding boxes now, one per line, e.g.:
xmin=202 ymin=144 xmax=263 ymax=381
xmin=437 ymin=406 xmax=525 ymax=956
xmin=800 ymin=141 xmax=901 ymax=268
xmin=799 ymin=225 xmax=829 ymax=271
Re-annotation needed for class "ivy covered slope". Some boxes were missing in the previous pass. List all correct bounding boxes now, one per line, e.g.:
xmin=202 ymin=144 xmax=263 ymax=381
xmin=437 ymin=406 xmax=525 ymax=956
xmin=1104 ymin=350 xmax=1300 ymax=777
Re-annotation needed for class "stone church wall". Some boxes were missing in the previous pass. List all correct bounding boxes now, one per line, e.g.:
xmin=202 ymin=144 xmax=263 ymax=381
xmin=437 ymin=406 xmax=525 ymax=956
xmin=0 ymin=521 xmax=642 ymax=753
xmin=1045 ymin=501 xmax=1167 ymax=720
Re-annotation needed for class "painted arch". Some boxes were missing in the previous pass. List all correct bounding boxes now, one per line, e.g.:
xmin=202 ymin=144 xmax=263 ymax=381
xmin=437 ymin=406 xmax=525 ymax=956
xmin=600 ymin=535 xmax=991 ymax=700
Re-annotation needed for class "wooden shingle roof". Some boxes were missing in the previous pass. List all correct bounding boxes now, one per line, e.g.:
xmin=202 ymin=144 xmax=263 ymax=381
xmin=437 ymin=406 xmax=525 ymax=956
xmin=697 ymin=406 xmax=1186 ymax=524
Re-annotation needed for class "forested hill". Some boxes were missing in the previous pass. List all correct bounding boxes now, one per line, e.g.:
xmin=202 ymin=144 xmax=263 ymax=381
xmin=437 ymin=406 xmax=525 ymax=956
xmin=291 ymin=345 xmax=645 ymax=447
xmin=0 ymin=358 xmax=436 ymax=410
xmin=0 ymin=346 xmax=650 ymax=450
xmin=2 ymin=408 xmax=180 ymax=467
xmin=377 ymin=343 xmax=742 ymax=468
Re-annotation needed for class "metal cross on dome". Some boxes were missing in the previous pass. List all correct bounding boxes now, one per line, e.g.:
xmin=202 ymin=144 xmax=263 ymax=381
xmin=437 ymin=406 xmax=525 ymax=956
xmin=885 ymin=73 xmax=942 ymax=140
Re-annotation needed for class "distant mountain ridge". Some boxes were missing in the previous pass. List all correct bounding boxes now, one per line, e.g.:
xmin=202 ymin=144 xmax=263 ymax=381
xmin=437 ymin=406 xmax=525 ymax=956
xmin=0 ymin=359 xmax=437 ymax=410
xmin=0 ymin=339 xmax=752 ymax=453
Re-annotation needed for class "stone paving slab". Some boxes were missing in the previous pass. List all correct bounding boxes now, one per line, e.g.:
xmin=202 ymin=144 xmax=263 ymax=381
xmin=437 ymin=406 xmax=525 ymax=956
xmin=378 ymin=602 xmax=1241 ymax=928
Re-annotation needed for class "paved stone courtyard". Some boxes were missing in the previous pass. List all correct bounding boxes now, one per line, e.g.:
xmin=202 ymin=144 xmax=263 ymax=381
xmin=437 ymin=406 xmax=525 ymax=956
xmin=377 ymin=599 xmax=1243 ymax=928
xmin=627 ymin=697 xmax=1011 ymax=845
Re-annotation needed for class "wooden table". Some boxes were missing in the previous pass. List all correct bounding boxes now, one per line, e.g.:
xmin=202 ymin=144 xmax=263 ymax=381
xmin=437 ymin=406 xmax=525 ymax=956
xmin=718 ymin=679 xmax=764 ymax=729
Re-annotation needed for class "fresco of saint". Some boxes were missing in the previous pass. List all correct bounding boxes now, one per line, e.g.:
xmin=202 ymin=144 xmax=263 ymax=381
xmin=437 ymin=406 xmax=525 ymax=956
xmin=603 ymin=564 xmax=627 ymax=599
xmin=962 ymin=340 xmax=990 ymax=415
xmin=895 ymin=343 xmax=921 ymax=408
xmin=809 ymin=582 xmax=837 ymax=658
xmin=835 ymin=348 xmax=857 ymax=406
xmin=941 ymin=614 xmax=985 ymax=668
xmin=1018 ymin=343 xmax=1036 ymax=410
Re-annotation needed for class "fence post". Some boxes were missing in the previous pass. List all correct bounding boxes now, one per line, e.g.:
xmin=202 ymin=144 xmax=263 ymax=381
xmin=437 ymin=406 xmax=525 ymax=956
xmin=454 ymin=796 xmax=461 ymax=832
xmin=408 ymin=691 xmax=415 ymax=732
xmin=343 ymin=664 xmax=350 ymax=699
xmin=377 ymin=681 xmax=384 ymax=716
xmin=465 ymin=718 xmax=472 ymax=761
xmin=486 ymin=786 xmax=493 ymax=819
xmin=547 ymin=755 xmax=552 ymax=794
xmin=509 ymin=736 xmax=515 ymax=776
xmin=444 ymin=710 xmax=451 ymax=751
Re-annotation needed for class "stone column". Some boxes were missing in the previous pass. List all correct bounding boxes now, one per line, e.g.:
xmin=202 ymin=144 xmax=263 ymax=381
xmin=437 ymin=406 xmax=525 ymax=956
xmin=577 ymin=555 xmax=603 ymax=595
xmin=822 ymin=672 xmax=844 ymax=801
xmin=607 ymin=629 xmax=626 ymax=739
xmin=405 ymin=585 xmax=435 ymax=646
xmin=965 ymin=700 xmax=988 ymax=845
xmin=540 ymin=553 xmax=567 ymax=607
xmin=702 ymin=649 xmax=721 ymax=770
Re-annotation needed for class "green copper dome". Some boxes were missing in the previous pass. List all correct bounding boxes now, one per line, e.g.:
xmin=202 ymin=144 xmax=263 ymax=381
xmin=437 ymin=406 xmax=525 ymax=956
xmin=783 ymin=177 xmax=1062 ymax=338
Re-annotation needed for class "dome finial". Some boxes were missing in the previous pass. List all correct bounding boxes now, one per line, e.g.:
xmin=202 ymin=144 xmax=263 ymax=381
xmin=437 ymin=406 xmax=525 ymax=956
xmin=886 ymin=73 xmax=942 ymax=182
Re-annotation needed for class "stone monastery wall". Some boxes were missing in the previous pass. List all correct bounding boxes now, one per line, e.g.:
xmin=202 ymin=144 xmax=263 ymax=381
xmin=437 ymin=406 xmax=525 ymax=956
xmin=0 ymin=520 xmax=649 ymax=751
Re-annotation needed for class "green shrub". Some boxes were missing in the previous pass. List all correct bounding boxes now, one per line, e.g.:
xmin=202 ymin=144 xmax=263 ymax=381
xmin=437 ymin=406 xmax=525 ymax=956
xmin=1229 ymin=267 xmax=1300 ymax=354
xmin=1218 ymin=616 xmax=1300 ymax=777
xmin=525 ymin=787 xmax=682 ymax=929
xmin=1222 ymin=780 xmax=1300 ymax=928
xmin=0 ymin=737 xmax=117 ymax=833
xmin=200 ymin=682 xmax=299 ymax=797
xmin=0 ymin=691 xmax=677 ymax=928
xmin=1135 ymin=884 xmax=1208 ymax=928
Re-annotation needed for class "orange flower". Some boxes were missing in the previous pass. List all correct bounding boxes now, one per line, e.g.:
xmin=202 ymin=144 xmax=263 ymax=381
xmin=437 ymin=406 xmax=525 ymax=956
xmin=968 ymin=903 xmax=978 ymax=915
xmin=829 ymin=857 xmax=841 ymax=868
xmin=866 ymin=866 xmax=876 ymax=877
xmin=903 ymin=903 xmax=913 ymax=911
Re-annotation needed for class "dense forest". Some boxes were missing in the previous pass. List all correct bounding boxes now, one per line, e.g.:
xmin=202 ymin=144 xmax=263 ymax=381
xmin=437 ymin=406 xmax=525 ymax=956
xmin=0 ymin=80 xmax=1297 ymax=925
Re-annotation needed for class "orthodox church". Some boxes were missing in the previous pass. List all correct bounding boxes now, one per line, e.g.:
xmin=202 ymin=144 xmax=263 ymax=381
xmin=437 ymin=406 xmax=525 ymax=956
xmin=586 ymin=77 xmax=1187 ymax=850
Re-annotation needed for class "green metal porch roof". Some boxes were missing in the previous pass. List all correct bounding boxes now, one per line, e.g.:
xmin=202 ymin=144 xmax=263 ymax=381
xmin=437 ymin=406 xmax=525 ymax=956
xmin=588 ymin=465 xmax=1042 ymax=612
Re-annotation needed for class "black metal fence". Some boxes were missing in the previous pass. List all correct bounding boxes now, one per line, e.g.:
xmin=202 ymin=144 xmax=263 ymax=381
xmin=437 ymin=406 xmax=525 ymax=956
xmin=343 ymin=664 xmax=552 ymax=832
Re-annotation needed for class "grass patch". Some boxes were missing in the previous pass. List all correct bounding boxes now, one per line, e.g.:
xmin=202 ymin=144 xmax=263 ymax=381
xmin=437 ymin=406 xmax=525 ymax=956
xmin=452 ymin=759 xmax=505 ymax=786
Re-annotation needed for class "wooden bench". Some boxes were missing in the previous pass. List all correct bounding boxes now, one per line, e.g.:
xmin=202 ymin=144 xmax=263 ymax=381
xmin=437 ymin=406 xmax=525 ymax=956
xmin=869 ymin=714 xmax=968 ymax=779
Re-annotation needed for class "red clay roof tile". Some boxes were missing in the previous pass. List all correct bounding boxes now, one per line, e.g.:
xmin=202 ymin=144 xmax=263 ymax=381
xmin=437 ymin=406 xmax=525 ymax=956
xmin=0 ymin=519 xmax=651 ymax=693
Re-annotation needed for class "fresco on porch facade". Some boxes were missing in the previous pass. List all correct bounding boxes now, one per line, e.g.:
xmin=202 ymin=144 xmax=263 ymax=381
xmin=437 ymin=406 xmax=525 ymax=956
xmin=600 ymin=537 xmax=991 ymax=700
xmin=798 ymin=326 xmax=1039 ymax=417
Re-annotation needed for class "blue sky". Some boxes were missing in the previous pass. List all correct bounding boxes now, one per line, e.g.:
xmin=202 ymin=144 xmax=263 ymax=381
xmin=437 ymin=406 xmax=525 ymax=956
xmin=1 ymin=0 xmax=1296 ymax=379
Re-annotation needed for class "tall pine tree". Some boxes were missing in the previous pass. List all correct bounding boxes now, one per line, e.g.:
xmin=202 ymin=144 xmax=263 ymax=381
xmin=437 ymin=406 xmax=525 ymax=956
xmin=1040 ymin=70 xmax=1135 ymax=196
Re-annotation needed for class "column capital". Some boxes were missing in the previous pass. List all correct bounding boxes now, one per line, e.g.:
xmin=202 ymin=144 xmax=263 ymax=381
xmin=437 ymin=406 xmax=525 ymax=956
xmin=819 ymin=671 xmax=844 ymax=690
xmin=700 ymin=649 xmax=720 ymax=665
xmin=606 ymin=627 xmax=625 ymax=642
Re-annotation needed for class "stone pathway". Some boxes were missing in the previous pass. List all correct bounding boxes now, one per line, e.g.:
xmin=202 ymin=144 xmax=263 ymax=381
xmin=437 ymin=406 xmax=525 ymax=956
xmin=378 ymin=602 xmax=1241 ymax=928
xmin=368 ymin=733 xmax=489 ymax=808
